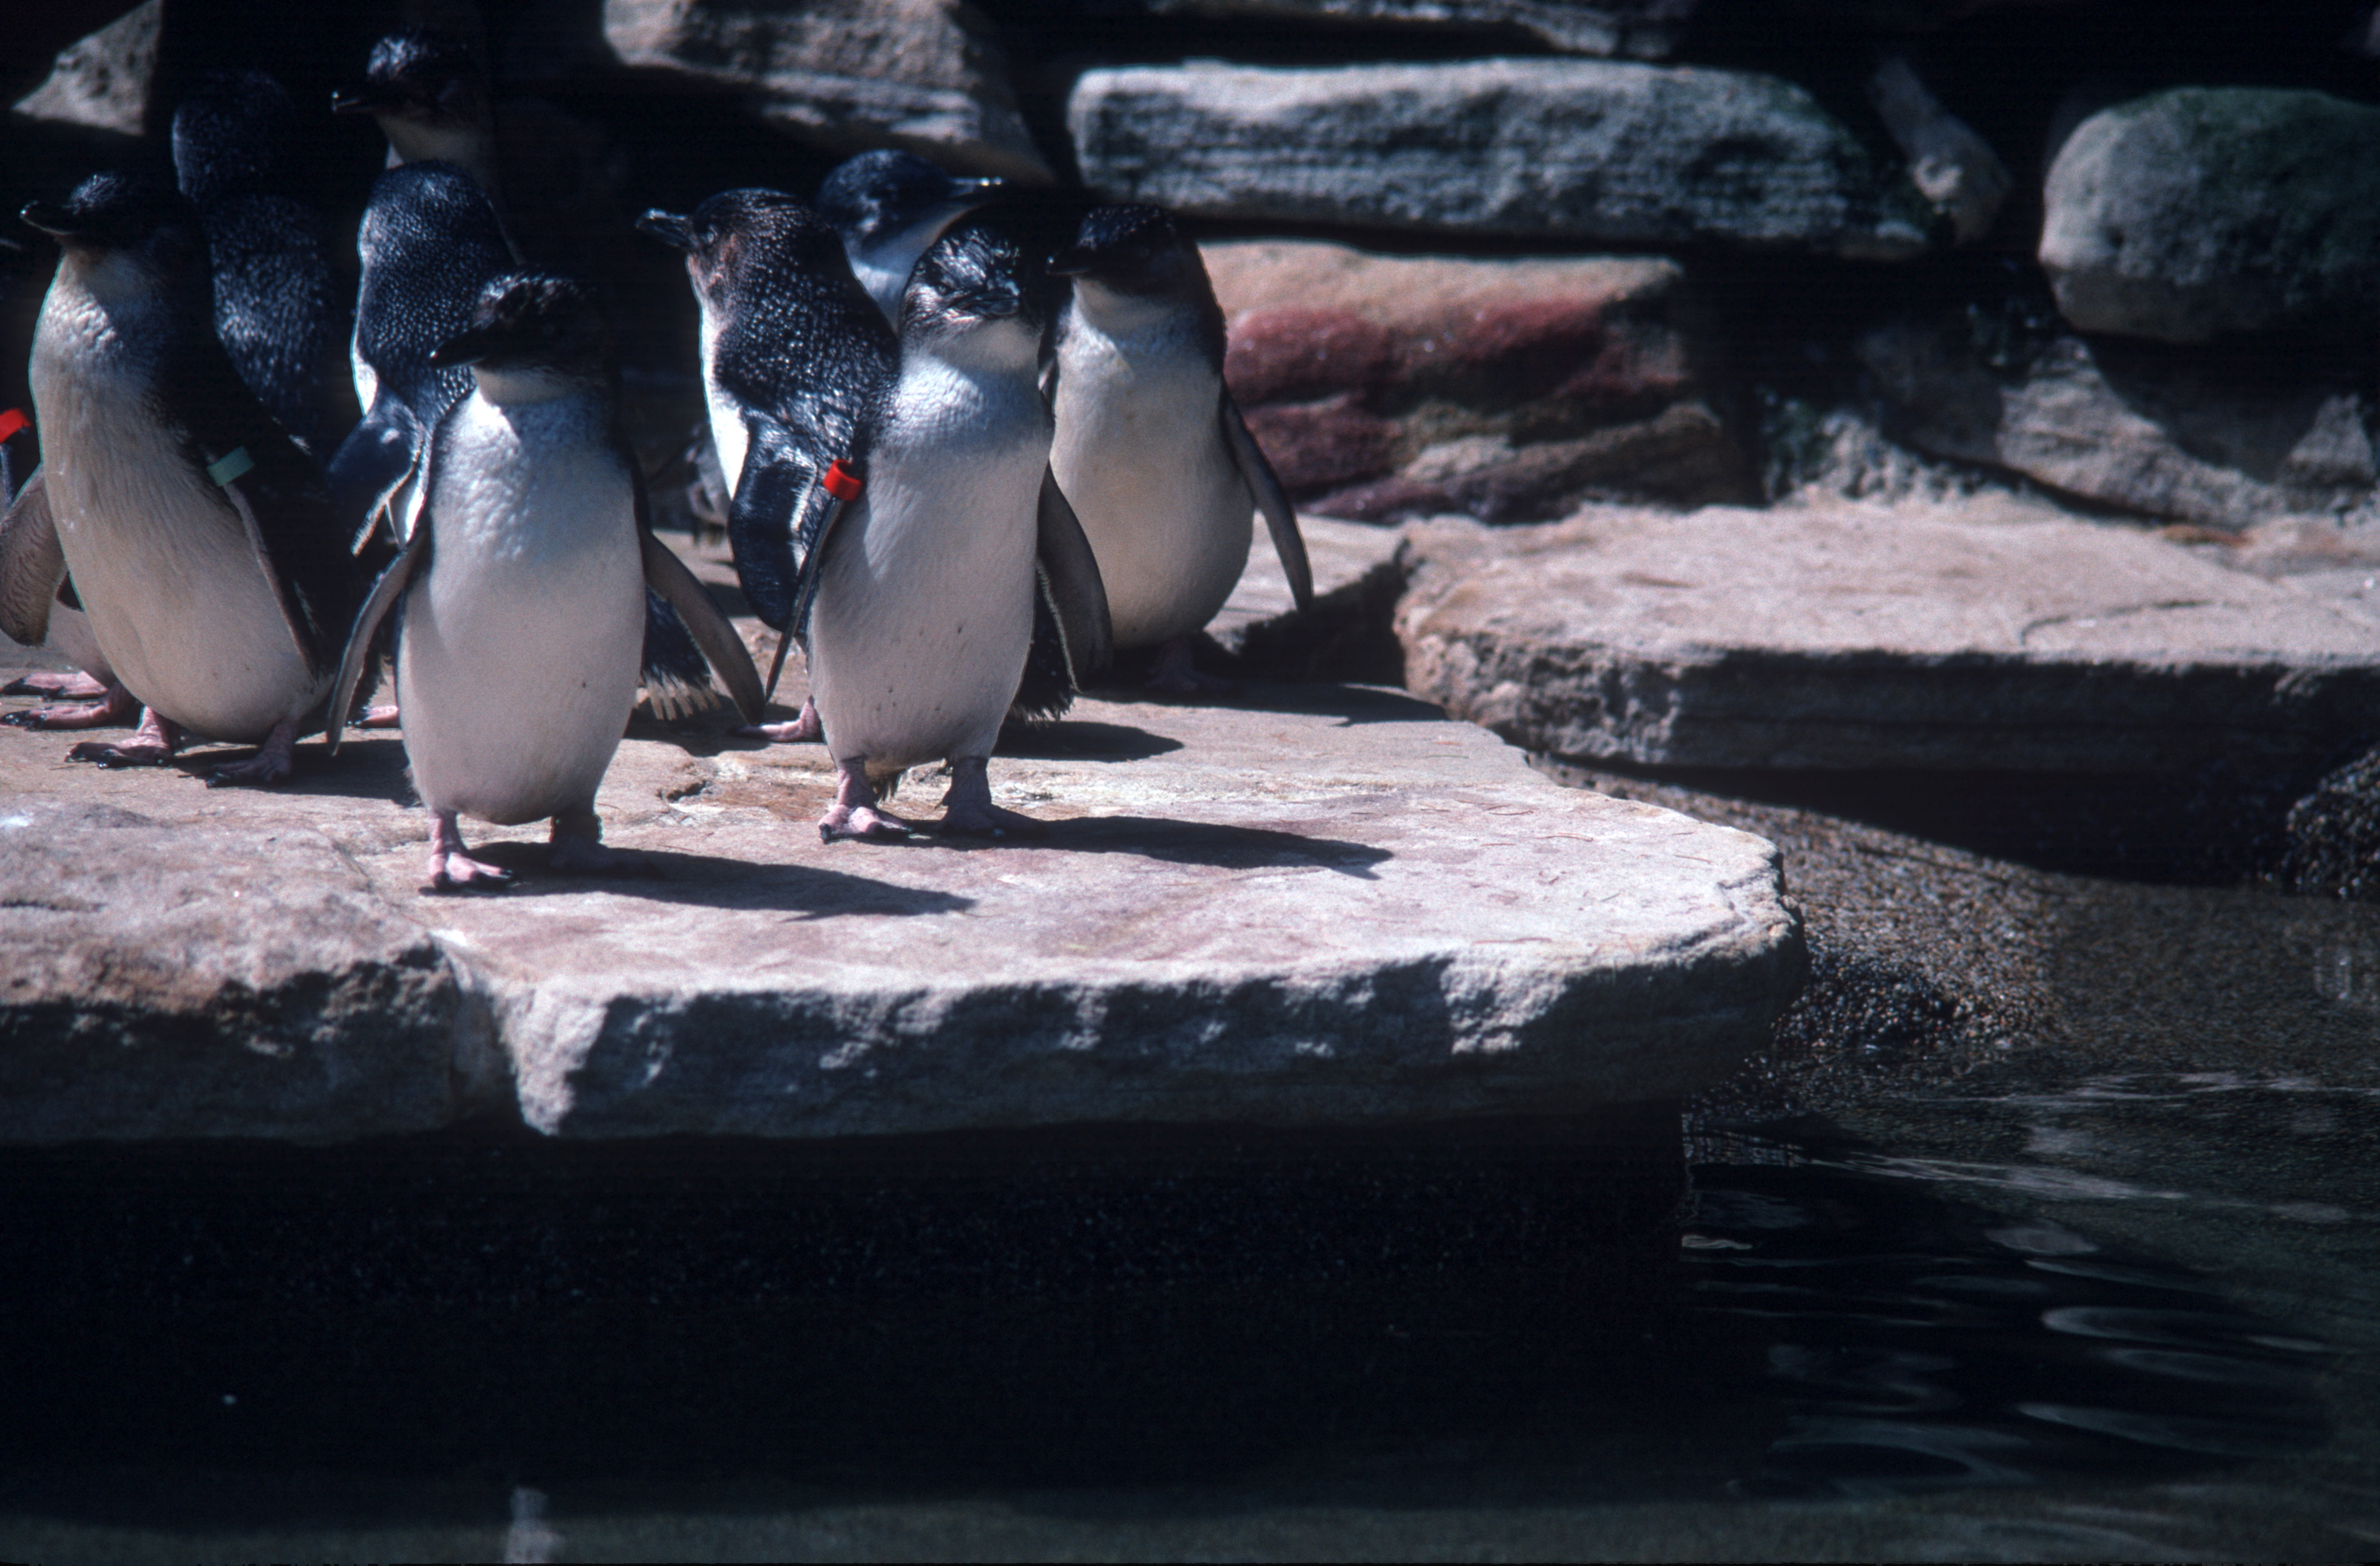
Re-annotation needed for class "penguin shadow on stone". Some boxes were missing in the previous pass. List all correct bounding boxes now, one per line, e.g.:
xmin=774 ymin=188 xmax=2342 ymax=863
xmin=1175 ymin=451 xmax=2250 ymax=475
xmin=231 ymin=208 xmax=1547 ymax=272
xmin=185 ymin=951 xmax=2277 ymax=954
xmin=407 ymin=836 xmax=975 ymax=917
xmin=991 ymin=719 xmax=1183 ymax=764
xmin=1005 ymin=814 xmax=1391 ymax=877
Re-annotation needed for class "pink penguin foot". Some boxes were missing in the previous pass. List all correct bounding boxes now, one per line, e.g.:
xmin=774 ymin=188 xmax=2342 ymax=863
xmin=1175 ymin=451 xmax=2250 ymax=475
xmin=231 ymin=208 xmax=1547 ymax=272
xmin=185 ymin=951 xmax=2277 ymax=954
xmin=1144 ymin=637 xmax=1238 ymax=696
xmin=5 ymin=679 xmax=139 ymax=730
xmin=1 ymin=670 xmax=109 ymax=700
xmin=930 ymin=756 xmax=1047 ymax=839
xmin=733 ymin=695 xmax=823 ymax=744
xmin=425 ymin=811 xmax=513 ymax=892
xmin=816 ymin=756 xmax=911 ymax=842
xmin=205 ymin=719 xmax=299 ymax=789
xmin=356 ymin=704 xmax=402 ymax=729
xmin=66 ymin=706 xmax=180 ymax=766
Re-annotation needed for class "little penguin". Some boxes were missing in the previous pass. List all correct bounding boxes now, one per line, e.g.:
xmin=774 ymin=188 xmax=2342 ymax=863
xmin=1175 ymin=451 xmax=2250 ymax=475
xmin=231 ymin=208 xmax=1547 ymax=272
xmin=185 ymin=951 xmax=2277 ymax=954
xmin=814 ymin=149 xmax=1007 ymax=326
xmin=637 ymin=188 xmax=895 ymax=746
xmin=172 ymin=67 xmax=355 ymax=457
xmin=335 ymin=162 xmax=721 ymax=721
xmin=332 ymin=27 xmax=511 ymax=241
xmin=327 ymin=272 xmax=763 ymax=889
xmin=1 ymin=411 xmax=123 ymax=714
xmin=4 ymin=173 xmax=365 ymax=785
xmin=805 ymin=217 xmax=1112 ymax=840
xmin=1048 ymin=203 xmax=1313 ymax=692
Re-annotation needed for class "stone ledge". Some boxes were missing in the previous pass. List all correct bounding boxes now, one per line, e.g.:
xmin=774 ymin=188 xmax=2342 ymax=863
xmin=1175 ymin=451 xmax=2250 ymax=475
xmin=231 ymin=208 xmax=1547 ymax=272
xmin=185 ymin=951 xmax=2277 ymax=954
xmin=0 ymin=679 xmax=1800 ymax=1144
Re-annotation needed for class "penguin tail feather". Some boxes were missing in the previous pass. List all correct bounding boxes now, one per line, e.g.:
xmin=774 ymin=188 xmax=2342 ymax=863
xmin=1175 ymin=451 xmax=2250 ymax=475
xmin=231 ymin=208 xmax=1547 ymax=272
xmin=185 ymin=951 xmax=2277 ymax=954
xmin=639 ymin=672 xmax=726 ymax=722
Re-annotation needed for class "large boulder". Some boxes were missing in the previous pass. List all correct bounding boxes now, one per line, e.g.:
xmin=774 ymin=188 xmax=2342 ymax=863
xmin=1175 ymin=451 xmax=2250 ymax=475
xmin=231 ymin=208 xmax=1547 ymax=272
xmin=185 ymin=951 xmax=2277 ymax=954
xmin=2041 ymin=88 xmax=2380 ymax=343
xmin=1396 ymin=500 xmax=2380 ymax=773
xmin=1139 ymin=0 xmax=1696 ymax=57
xmin=602 ymin=0 xmax=1053 ymax=181
xmin=1860 ymin=311 xmax=2379 ymax=528
xmin=1204 ymin=239 xmax=1752 ymax=520
xmin=1070 ymin=58 xmax=1936 ymax=259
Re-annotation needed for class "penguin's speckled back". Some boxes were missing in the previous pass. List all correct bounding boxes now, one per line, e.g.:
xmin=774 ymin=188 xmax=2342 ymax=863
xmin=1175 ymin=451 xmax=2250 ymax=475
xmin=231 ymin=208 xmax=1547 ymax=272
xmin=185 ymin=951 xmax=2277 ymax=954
xmin=354 ymin=160 xmax=514 ymax=425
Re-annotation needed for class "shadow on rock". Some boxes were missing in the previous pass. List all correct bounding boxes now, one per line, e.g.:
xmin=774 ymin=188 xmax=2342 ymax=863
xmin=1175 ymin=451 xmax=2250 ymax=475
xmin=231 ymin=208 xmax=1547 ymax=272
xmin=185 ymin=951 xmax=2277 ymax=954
xmin=433 ymin=841 xmax=974 ymax=917
xmin=1028 ymin=813 xmax=1391 ymax=878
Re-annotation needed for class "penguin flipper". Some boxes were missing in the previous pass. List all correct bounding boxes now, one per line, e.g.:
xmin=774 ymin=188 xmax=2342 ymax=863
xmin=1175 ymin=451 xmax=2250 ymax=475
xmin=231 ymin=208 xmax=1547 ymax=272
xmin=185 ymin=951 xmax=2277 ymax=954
xmin=0 ymin=466 xmax=63 ymax=647
xmin=1035 ymin=467 xmax=1114 ymax=685
xmin=639 ymin=529 xmax=765 ymax=725
xmin=724 ymin=417 xmax=819 ymax=634
xmin=326 ymin=521 xmax=429 ymax=757
xmin=1220 ymin=390 xmax=1314 ymax=614
xmin=327 ymin=397 xmax=424 ymax=554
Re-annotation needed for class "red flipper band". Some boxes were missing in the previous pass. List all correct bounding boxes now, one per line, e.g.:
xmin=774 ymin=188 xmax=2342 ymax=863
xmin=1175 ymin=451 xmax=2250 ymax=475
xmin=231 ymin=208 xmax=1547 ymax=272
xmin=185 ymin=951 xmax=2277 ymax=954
xmin=0 ymin=409 xmax=27 ymax=443
xmin=821 ymin=460 xmax=863 ymax=502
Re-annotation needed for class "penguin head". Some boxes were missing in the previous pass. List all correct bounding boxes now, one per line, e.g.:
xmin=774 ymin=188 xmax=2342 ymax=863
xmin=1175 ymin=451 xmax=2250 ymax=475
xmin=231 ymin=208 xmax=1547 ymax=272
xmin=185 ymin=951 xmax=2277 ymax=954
xmin=815 ymin=150 xmax=1006 ymax=252
xmin=172 ymin=69 xmax=299 ymax=206
xmin=22 ymin=173 xmax=203 ymax=298
xmin=639 ymin=189 xmax=853 ymax=313
xmin=334 ymin=28 xmax=490 ymax=139
xmin=429 ymin=271 xmax=612 ymax=401
xmin=1048 ymin=205 xmax=1199 ymax=298
xmin=901 ymin=219 xmax=1043 ymax=364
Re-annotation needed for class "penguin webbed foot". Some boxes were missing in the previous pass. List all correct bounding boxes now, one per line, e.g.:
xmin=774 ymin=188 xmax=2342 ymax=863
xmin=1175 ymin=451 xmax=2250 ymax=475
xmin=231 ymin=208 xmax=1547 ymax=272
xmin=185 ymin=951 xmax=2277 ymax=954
xmin=1 ymin=670 xmax=109 ymax=700
xmin=426 ymin=810 xmax=514 ymax=893
xmin=356 ymin=704 xmax=401 ymax=729
xmin=930 ymin=757 xmax=1048 ymax=840
xmin=731 ymin=696 xmax=823 ymax=745
xmin=205 ymin=719 xmax=299 ymax=789
xmin=4 ymin=680 xmax=140 ymax=730
xmin=818 ymin=757 xmax=911 ymax=843
xmin=1144 ymin=637 xmax=1239 ymax=698
xmin=64 ymin=706 xmax=179 ymax=766
xmin=546 ymin=808 xmax=650 ymax=877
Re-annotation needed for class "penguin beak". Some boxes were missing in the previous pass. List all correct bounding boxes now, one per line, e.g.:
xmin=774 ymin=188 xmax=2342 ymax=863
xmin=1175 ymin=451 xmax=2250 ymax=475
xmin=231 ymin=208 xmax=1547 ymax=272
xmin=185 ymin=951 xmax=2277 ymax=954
xmin=1047 ymin=246 xmax=1094 ymax=278
xmin=636 ymin=209 xmax=694 ymax=250
xmin=19 ymin=201 xmax=83 ymax=240
xmin=427 ymin=324 xmax=500 ymax=369
xmin=330 ymin=84 xmax=388 ymax=116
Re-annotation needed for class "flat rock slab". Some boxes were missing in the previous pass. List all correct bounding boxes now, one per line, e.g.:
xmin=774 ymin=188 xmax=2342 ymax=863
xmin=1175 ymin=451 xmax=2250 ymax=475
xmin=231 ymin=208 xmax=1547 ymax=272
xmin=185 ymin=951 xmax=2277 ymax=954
xmin=0 ymin=682 xmax=1798 ymax=1144
xmin=1399 ymin=502 xmax=2380 ymax=772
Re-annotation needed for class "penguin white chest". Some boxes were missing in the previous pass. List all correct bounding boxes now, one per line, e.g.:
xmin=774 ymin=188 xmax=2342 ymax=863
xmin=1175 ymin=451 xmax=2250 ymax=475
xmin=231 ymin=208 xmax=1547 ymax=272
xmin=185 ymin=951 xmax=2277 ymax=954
xmin=1051 ymin=306 xmax=1251 ymax=649
xmin=30 ymin=273 xmax=318 ymax=741
xmin=807 ymin=350 xmax=1045 ymax=772
xmin=697 ymin=302 xmax=748 ymax=499
xmin=399 ymin=390 xmax=643 ymax=826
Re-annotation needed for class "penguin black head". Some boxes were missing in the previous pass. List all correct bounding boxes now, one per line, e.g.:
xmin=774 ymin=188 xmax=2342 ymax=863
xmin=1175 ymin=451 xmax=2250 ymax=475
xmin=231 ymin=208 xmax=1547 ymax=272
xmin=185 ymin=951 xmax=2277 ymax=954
xmin=428 ymin=271 xmax=612 ymax=383
xmin=814 ymin=150 xmax=1005 ymax=250
xmin=904 ymin=219 xmax=1041 ymax=341
xmin=22 ymin=173 xmax=202 ymax=277
xmin=172 ymin=69 xmax=300 ymax=207
xmin=333 ymin=27 xmax=488 ymax=130
xmin=1048 ymin=205 xmax=1199 ymax=297
xmin=638 ymin=189 xmax=854 ymax=309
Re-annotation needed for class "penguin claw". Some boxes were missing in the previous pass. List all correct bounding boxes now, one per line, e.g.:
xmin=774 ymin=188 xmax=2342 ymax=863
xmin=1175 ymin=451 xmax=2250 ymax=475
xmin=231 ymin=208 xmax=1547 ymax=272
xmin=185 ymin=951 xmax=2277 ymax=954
xmin=356 ymin=704 xmax=402 ymax=729
xmin=66 ymin=738 xmax=173 ymax=768
xmin=429 ymin=853 xmax=514 ymax=892
xmin=930 ymin=802 xmax=1048 ymax=839
xmin=732 ymin=696 xmax=823 ymax=744
xmin=818 ymin=806 xmax=910 ymax=843
xmin=203 ymin=719 xmax=299 ymax=789
xmin=548 ymin=836 xmax=650 ymax=877
xmin=3 ymin=689 xmax=140 ymax=730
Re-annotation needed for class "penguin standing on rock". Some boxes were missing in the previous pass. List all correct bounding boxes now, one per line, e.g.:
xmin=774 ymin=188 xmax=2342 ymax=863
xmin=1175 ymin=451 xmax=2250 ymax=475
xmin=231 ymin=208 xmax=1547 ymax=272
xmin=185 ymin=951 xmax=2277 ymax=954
xmin=1048 ymin=204 xmax=1311 ymax=693
xmin=807 ymin=218 xmax=1111 ymax=840
xmin=1 ymin=173 xmax=363 ymax=785
xmin=173 ymin=68 xmax=354 ymax=456
xmin=814 ymin=149 xmax=1007 ymax=326
xmin=329 ymin=272 xmax=763 ymax=889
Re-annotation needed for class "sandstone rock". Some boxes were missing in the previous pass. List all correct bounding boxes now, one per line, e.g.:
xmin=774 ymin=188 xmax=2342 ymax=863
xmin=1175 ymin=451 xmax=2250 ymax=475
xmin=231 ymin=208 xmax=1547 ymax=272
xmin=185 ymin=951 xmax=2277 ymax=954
xmin=1071 ymin=60 xmax=1935 ymax=260
xmin=0 ymin=800 xmax=491 ymax=1143
xmin=0 ymin=598 xmax=1800 ymax=1140
xmin=1139 ymin=0 xmax=1696 ymax=57
xmin=1204 ymin=511 xmax=1406 ymax=683
xmin=1396 ymin=501 xmax=2380 ymax=772
xmin=1868 ymin=56 xmax=2008 ymax=245
xmin=1203 ymin=240 xmax=1752 ymax=520
xmin=2041 ymin=88 xmax=2380 ymax=343
xmin=10 ymin=0 xmax=159 ymax=137
xmin=601 ymin=0 xmax=1052 ymax=182
xmin=1860 ymin=312 xmax=2380 ymax=528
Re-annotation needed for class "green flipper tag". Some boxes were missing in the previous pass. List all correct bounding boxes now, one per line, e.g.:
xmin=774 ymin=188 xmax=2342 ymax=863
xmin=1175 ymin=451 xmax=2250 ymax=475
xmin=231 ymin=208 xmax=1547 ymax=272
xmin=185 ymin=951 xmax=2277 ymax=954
xmin=206 ymin=447 xmax=254 ymax=487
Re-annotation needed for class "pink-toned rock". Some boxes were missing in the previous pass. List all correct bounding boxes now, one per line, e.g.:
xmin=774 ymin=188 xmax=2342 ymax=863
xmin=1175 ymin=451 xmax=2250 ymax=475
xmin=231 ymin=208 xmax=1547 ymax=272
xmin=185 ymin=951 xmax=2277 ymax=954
xmin=1205 ymin=240 xmax=1750 ymax=522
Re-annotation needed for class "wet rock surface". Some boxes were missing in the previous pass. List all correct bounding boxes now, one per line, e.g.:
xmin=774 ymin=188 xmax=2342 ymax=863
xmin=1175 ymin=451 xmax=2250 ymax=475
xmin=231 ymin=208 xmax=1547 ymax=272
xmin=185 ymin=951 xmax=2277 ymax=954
xmin=1205 ymin=239 xmax=1750 ymax=519
xmin=0 ymin=597 xmax=1801 ymax=1142
xmin=1069 ymin=58 xmax=1935 ymax=258
xmin=1395 ymin=500 xmax=2380 ymax=772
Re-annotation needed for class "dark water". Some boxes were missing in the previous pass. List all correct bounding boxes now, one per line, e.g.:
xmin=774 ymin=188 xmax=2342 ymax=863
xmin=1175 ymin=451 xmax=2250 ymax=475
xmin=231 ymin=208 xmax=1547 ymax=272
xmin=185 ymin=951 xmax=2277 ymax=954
xmin=4 ymin=1074 xmax=2379 ymax=1563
